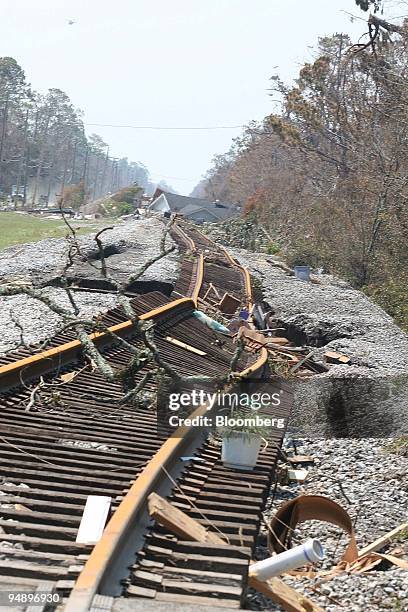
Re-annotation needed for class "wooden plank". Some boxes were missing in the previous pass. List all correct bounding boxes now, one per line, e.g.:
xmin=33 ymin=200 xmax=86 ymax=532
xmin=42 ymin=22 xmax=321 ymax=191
xmin=165 ymin=336 xmax=207 ymax=356
xmin=148 ymin=493 xmax=324 ymax=612
xmin=161 ymin=579 xmax=242 ymax=597
xmin=174 ymin=540 xmax=251 ymax=558
xmin=76 ymin=496 xmax=111 ymax=544
xmin=127 ymin=585 xmax=156 ymax=598
xmin=219 ymin=292 xmax=241 ymax=315
xmin=0 ymin=559 xmax=68 ymax=579
xmin=0 ymin=547 xmax=79 ymax=562
xmin=162 ymin=565 xmax=243 ymax=582
xmin=288 ymin=455 xmax=314 ymax=465
xmin=148 ymin=492 xmax=226 ymax=545
xmin=324 ymin=351 xmax=350 ymax=364
xmin=145 ymin=549 xmax=248 ymax=568
xmin=133 ymin=569 xmax=163 ymax=586
xmin=358 ymin=522 xmax=408 ymax=557
xmin=0 ymin=533 xmax=90 ymax=552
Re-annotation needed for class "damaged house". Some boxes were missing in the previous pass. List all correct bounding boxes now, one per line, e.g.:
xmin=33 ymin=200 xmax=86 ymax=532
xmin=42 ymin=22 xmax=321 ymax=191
xmin=149 ymin=189 xmax=238 ymax=223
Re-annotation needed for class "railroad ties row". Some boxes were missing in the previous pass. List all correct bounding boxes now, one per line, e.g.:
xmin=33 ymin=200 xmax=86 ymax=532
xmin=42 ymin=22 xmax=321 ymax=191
xmin=0 ymin=290 xmax=257 ymax=592
xmin=0 ymin=219 xmax=289 ymax=611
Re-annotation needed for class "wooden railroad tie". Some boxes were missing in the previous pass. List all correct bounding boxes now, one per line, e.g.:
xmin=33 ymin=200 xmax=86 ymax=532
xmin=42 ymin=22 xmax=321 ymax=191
xmin=148 ymin=492 xmax=324 ymax=612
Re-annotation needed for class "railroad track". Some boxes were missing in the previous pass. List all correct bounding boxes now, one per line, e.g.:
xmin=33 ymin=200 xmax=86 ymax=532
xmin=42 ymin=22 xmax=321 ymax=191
xmin=0 ymin=219 xmax=289 ymax=611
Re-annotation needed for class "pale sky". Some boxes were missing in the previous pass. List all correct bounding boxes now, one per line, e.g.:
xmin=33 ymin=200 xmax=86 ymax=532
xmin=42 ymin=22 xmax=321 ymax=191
xmin=0 ymin=1 xmax=377 ymax=193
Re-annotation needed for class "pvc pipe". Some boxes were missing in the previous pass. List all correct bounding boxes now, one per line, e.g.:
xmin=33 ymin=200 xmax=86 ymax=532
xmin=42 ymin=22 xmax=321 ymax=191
xmin=249 ymin=538 xmax=324 ymax=581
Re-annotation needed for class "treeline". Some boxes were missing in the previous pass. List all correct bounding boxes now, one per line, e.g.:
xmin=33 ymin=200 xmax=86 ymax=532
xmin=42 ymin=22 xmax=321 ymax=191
xmin=194 ymin=19 xmax=408 ymax=329
xmin=0 ymin=57 xmax=150 ymax=208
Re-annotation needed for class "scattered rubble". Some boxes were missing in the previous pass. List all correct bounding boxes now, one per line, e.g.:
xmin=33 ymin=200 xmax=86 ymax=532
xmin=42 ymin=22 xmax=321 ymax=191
xmin=251 ymin=437 xmax=408 ymax=612
xmin=201 ymin=216 xmax=274 ymax=252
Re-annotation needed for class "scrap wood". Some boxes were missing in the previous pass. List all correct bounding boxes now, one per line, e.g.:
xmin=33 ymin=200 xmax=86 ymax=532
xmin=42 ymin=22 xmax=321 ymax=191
xmin=288 ymin=455 xmax=315 ymax=465
xmin=345 ymin=552 xmax=408 ymax=573
xmin=202 ymin=283 xmax=220 ymax=302
xmin=313 ymin=549 xmax=408 ymax=581
xmin=358 ymin=522 xmax=408 ymax=558
xmin=287 ymin=468 xmax=309 ymax=483
xmin=237 ymin=327 xmax=268 ymax=345
xmin=148 ymin=492 xmax=324 ymax=612
xmin=265 ymin=337 xmax=290 ymax=346
xmin=324 ymin=351 xmax=350 ymax=365
xmin=238 ymin=327 xmax=290 ymax=348
xmin=219 ymin=292 xmax=241 ymax=315
xmin=289 ymin=351 xmax=315 ymax=374
xmin=165 ymin=336 xmax=207 ymax=356
xmin=269 ymin=498 xmax=408 ymax=582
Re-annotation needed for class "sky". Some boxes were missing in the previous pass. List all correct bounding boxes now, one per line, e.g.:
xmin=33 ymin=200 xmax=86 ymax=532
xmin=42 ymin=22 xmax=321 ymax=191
xmin=0 ymin=0 xmax=380 ymax=194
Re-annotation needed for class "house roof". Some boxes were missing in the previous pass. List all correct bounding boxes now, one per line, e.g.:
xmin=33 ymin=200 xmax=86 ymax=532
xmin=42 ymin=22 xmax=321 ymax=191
xmin=177 ymin=204 xmax=220 ymax=220
xmin=154 ymin=191 xmax=236 ymax=220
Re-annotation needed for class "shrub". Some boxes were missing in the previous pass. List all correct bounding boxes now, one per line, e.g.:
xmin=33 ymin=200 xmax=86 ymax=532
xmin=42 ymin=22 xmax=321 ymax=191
xmin=363 ymin=277 xmax=408 ymax=331
xmin=266 ymin=242 xmax=281 ymax=255
xmin=111 ymin=185 xmax=142 ymax=205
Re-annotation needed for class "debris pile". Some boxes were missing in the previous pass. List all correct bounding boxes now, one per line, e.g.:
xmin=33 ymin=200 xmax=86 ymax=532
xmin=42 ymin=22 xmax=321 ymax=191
xmin=202 ymin=215 xmax=276 ymax=252
xmin=252 ymin=438 xmax=408 ymax=611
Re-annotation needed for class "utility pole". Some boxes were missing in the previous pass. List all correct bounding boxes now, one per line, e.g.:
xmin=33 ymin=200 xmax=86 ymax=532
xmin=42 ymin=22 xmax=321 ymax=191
xmin=82 ymin=145 xmax=89 ymax=185
xmin=31 ymin=111 xmax=51 ymax=207
xmin=70 ymin=140 xmax=77 ymax=184
xmin=0 ymin=93 xmax=10 ymax=191
xmin=100 ymin=147 xmax=109 ymax=197
xmin=92 ymin=151 xmax=101 ymax=200
xmin=14 ymin=108 xmax=29 ymax=209
xmin=60 ymin=144 xmax=70 ymax=199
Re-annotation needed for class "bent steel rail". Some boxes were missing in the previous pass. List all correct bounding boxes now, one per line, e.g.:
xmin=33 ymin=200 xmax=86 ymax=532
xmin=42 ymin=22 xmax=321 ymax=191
xmin=64 ymin=347 xmax=268 ymax=612
xmin=0 ymin=298 xmax=195 ymax=390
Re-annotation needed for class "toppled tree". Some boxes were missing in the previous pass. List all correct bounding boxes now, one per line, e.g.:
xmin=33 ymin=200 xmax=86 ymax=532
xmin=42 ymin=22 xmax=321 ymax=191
xmin=0 ymin=214 xmax=244 ymax=411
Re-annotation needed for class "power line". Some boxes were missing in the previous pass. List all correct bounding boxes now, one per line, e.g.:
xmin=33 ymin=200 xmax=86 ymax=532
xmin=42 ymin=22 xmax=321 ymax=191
xmin=85 ymin=123 xmax=244 ymax=131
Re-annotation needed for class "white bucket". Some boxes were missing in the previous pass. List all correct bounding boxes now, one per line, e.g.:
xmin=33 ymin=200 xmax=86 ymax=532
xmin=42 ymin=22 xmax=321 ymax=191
xmin=221 ymin=434 xmax=262 ymax=470
xmin=249 ymin=538 xmax=325 ymax=580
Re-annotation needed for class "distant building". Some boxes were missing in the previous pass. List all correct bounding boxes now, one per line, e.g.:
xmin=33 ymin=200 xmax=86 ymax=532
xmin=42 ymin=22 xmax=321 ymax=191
xmin=149 ymin=190 xmax=237 ymax=223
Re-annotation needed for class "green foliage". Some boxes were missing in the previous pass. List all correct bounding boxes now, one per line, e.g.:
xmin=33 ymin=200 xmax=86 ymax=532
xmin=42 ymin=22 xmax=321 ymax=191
xmin=111 ymin=185 xmax=142 ymax=205
xmin=103 ymin=200 xmax=135 ymax=217
xmin=0 ymin=56 xmax=151 ymax=203
xmin=285 ymin=240 xmax=326 ymax=269
xmin=363 ymin=278 xmax=408 ymax=331
xmin=61 ymin=180 xmax=86 ymax=210
xmin=355 ymin=0 xmax=382 ymax=11
xmin=266 ymin=242 xmax=281 ymax=255
xmin=0 ymin=212 xmax=100 ymax=251
xmin=383 ymin=436 xmax=408 ymax=457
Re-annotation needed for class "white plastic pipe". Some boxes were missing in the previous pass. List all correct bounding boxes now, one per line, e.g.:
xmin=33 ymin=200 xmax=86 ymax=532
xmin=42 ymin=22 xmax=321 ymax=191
xmin=249 ymin=538 xmax=324 ymax=581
